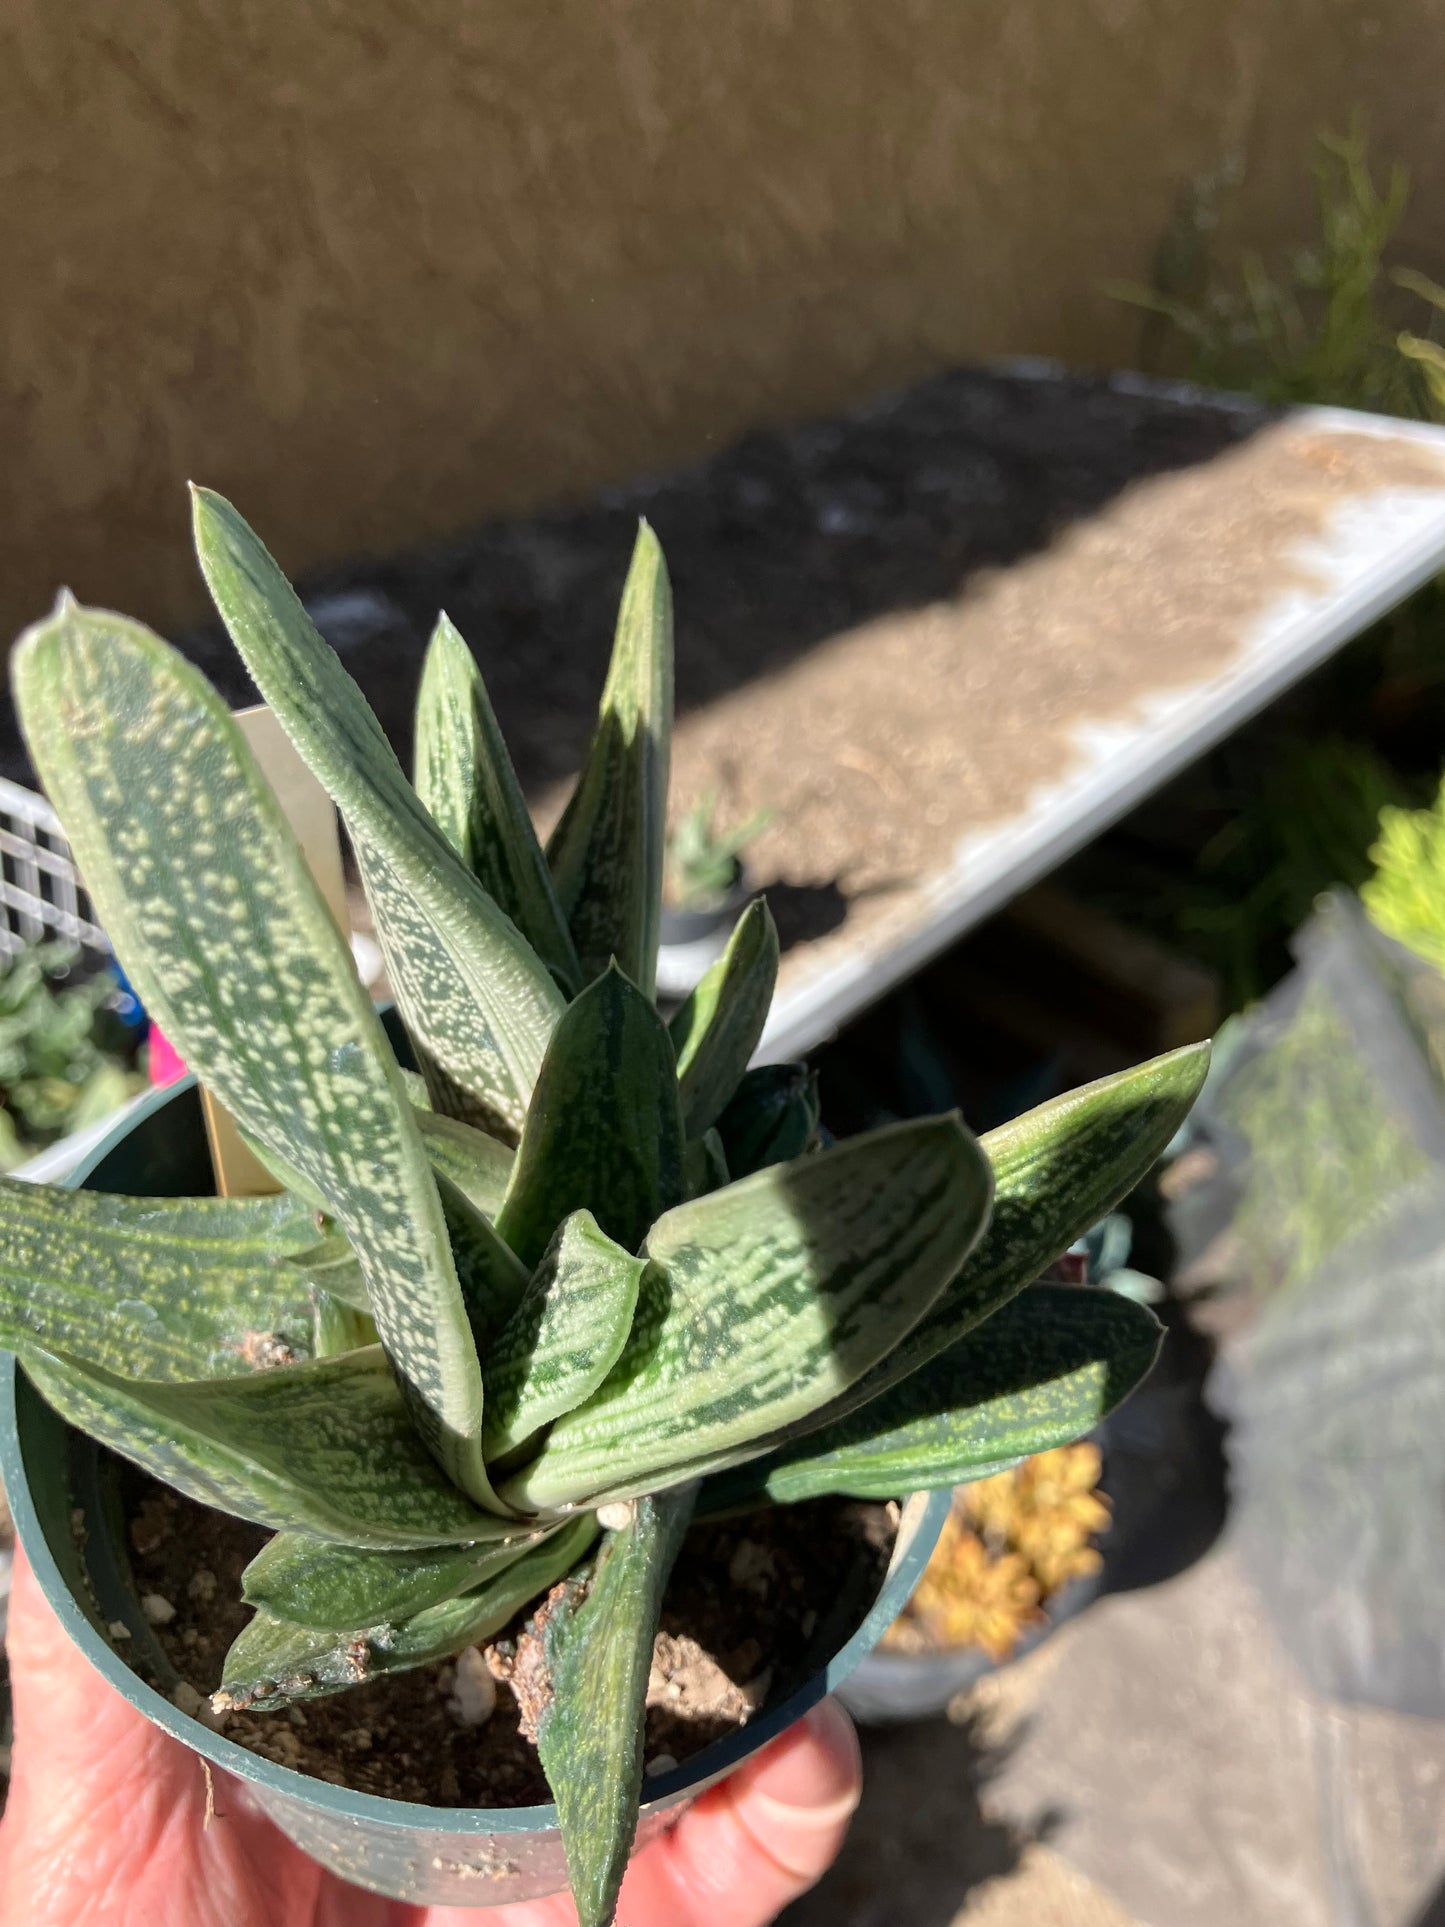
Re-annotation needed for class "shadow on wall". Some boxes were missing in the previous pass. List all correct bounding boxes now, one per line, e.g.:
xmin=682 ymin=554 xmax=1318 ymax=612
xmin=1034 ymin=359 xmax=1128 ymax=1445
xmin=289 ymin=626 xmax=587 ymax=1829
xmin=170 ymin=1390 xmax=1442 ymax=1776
xmin=0 ymin=368 xmax=1274 ymax=795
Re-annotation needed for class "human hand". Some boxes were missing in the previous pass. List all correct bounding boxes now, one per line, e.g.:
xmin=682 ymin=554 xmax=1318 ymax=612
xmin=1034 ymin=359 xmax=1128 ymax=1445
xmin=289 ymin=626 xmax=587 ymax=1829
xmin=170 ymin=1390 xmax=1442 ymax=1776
xmin=0 ymin=1541 xmax=860 ymax=1926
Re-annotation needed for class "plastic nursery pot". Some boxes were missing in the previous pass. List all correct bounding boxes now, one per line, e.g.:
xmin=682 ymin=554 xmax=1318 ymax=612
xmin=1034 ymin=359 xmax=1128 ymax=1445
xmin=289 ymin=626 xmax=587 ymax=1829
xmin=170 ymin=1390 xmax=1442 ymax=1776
xmin=655 ymin=860 xmax=753 ymax=999
xmin=0 ymin=1076 xmax=949 ymax=1908
xmin=837 ymin=1563 xmax=1104 ymax=1725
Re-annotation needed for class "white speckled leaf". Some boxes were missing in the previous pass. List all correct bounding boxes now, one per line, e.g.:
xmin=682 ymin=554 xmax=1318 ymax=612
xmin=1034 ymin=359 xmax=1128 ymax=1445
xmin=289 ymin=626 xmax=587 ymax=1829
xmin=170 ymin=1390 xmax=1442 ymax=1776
xmin=501 ymin=1115 xmax=994 ymax=1511
xmin=191 ymin=488 xmax=564 ymax=1137
xmin=12 ymin=602 xmax=493 ymax=1503
xmin=24 ymin=1345 xmax=495 ymax=1547
xmin=219 ymin=1517 xmax=598 ymax=1710
xmin=415 ymin=614 xmax=580 ymax=991
xmin=703 ymin=1284 xmax=1162 ymax=1505
xmin=546 ymin=523 xmax=672 ymax=995
xmin=538 ymin=1487 xmax=697 ymax=1927
xmin=483 ymin=1212 xmax=645 ymax=1460
xmin=669 ymin=900 xmax=779 ymax=1137
xmin=0 ymin=1181 xmax=319 ymax=1379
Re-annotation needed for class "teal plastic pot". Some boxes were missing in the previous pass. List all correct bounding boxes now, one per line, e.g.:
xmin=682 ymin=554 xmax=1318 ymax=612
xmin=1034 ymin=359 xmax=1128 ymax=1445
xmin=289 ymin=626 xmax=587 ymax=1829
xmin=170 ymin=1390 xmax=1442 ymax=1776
xmin=0 ymin=1077 xmax=948 ymax=1909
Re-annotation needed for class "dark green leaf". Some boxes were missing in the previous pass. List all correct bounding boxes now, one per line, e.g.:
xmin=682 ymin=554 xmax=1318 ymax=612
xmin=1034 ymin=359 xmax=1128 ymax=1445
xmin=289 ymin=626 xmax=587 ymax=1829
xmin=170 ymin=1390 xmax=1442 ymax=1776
xmin=190 ymin=487 xmax=564 ymax=1138
xmin=436 ymin=1173 xmax=531 ymax=1346
xmin=537 ymin=1488 xmax=697 ymax=1927
xmin=669 ymin=900 xmax=778 ymax=1136
xmin=504 ymin=1113 xmax=994 ymax=1510
xmin=12 ymin=601 xmax=492 ymax=1501
xmin=484 ymin=1212 xmax=645 ymax=1460
xmin=682 ymin=1128 xmax=730 ymax=1200
xmin=0 ymin=1180 xmax=318 ymax=1380
xmin=218 ymin=1517 xmax=598 ymax=1711
xmin=24 ymin=1345 xmax=496 ymax=1548
xmin=705 ymin=1284 xmax=1161 ymax=1505
xmin=497 ymin=967 xmax=684 ymax=1270
xmin=414 ymin=614 xmax=580 ymax=992
xmin=243 ymin=1521 xmax=563 ymax=1630
xmin=714 ymin=1062 xmax=820 ymax=1177
xmin=546 ymin=524 xmax=672 ymax=994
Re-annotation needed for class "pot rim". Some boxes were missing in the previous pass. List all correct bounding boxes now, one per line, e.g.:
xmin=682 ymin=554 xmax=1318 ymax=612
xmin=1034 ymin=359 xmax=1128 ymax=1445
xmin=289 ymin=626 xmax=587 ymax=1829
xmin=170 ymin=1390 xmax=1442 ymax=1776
xmin=0 ymin=1082 xmax=948 ymax=1838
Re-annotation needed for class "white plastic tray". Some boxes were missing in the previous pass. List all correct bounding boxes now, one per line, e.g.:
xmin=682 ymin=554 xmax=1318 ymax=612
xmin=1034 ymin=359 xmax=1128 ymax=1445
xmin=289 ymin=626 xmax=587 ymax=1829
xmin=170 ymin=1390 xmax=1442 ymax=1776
xmin=759 ymin=397 xmax=1445 ymax=1062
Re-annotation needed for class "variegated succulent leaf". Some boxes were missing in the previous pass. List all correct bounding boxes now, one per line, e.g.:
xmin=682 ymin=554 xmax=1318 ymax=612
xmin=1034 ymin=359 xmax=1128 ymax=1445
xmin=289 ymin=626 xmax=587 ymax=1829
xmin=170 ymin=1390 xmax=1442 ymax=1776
xmin=496 ymin=965 xmax=684 ymax=1271
xmin=24 ymin=1346 xmax=496 ymax=1548
xmin=483 ymin=1212 xmax=646 ymax=1462
xmin=702 ymin=1283 xmax=1162 ymax=1506
xmin=415 ymin=1108 xmax=514 ymax=1219
xmin=714 ymin=1062 xmax=821 ymax=1176
xmin=243 ymin=1520 xmax=564 ymax=1631
xmin=669 ymin=899 xmax=779 ymax=1137
xmin=219 ymin=1517 xmax=598 ymax=1712
xmin=537 ymin=1487 xmax=698 ymax=1927
xmin=190 ymin=487 xmax=564 ymax=1138
xmin=804 ymin=1042 xmax=1209 ymax=1430
xmin=546 ymin=523 xmax=672 ymax=995
xmin=415 ymin=613 xmax=581 ymax=992
xmin=501 ymin=1113 xmax=994 ymax=1511
xmin=0 ymin=1180 xmax=318 ymax=1380
xmin=11 ymin=602 xmax=494 ymax=1505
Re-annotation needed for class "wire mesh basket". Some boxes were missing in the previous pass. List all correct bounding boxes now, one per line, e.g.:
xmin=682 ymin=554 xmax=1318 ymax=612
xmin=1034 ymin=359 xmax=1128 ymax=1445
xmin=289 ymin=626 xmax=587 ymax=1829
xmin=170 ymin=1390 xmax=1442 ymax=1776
xmin=0 ymin=777 xmax=108 ymax=961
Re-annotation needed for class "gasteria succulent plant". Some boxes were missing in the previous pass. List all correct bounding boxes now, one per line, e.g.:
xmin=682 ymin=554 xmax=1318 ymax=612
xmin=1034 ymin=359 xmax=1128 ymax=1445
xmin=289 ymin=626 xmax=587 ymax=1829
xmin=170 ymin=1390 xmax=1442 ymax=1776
xmin=2 ymin=492 xmax=1207 ymax=1927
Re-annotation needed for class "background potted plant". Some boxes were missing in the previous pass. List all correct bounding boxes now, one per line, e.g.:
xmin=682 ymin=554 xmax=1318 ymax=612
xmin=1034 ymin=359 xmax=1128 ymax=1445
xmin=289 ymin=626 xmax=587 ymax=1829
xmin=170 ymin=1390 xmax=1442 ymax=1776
xmin=657 ymin=794 xmax=772 ymax=996
xmin=0 ymin=491 xmax=1205 ymax=1925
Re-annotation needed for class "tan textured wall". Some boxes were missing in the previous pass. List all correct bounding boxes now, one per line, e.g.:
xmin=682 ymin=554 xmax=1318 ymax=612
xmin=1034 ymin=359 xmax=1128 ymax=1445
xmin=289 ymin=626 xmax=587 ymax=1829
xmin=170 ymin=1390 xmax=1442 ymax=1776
xmin=3 ymin=0 xmax=1444 ymax=645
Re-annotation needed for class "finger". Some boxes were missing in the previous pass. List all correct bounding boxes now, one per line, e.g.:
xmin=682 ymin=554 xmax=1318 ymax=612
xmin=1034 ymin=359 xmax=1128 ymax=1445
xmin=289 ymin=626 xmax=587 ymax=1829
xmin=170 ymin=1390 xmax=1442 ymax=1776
xmin=419 ymin=1704 xmax=859 ymax=1927
xmin=0 ymin=1540 xmax=336 ymax=1927
xmin=617 ymin=1698 xmax=862 ymax=1926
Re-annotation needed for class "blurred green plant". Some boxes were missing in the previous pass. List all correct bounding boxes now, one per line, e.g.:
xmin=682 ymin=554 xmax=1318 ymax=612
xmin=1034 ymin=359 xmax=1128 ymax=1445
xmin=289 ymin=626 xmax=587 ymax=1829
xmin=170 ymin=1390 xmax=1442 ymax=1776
xmin=1085 ymin=122 xmax=1445 ymax=1012
xmin=1362 ymin=773 xmax=1445 ymax=976
xmin=665 ymin=792 xmax=772 ymax=913
xmin=0 ymin=943 xmax=142 ymax=1169
xmin=1108 ymin=121 xmax=1445 ymax=417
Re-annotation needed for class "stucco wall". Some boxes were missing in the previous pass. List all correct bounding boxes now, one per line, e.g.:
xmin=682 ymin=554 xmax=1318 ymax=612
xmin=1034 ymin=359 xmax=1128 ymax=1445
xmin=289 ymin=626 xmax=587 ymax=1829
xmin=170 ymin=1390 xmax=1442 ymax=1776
xmin=3 ymin=0 xmax=1443 ymax=646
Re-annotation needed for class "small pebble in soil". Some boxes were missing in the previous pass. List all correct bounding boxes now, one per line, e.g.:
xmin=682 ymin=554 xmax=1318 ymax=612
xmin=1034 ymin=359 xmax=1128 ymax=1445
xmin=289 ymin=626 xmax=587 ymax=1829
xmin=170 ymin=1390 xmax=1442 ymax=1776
xmin=448 ymin=1647 xmax=497 ymax=1728
xmin=141 ymin=1593 xmax=175 ymax=1625
xmin=644 ymin=1753 xmax=679 ymax=1778
xmin=595 ymin=1502 xmax=634 ymax=1531
xmin=107 ymin=1619 xmax=131 ymax=1641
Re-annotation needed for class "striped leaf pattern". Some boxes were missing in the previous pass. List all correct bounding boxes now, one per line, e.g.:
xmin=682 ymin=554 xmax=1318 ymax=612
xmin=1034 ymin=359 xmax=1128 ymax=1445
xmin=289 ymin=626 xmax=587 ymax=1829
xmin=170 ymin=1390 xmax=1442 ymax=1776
xmin=705 ymin=1284 xmax=1162 ymax=1505
xmin=820 ymin=1042 xmax=1209 ymax=1421
xmin=669 ymin=900 xmax=779 ymax=1136
xmin=415 ymin=614 xmax=580 ymax=991
xmin=546 ymin=524 xmax=672 ymax=995
xmin=0 ymin=1181 xmax=318 ymax=1380
xmin=190 ymin=488 xmax=564 ymax=1138
xmin=12 ymin=603 xmax=493 ymax=1503
xmin=484 ymin=1213 xmax=646 ymax=1460
xmin=24 ymin=1346 xmax=496 ymax=1547
xmin=502 ymin=1115 xmax=994 ymax=1510
xmin=219 ymin=1517 xmax=598 ymax=1712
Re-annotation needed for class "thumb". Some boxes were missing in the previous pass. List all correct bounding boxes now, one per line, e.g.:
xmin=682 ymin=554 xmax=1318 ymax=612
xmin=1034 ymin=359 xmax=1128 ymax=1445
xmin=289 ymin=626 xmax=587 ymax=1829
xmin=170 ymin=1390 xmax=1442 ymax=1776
xmin=619 ymin=1697 xmax=862 ymax=1926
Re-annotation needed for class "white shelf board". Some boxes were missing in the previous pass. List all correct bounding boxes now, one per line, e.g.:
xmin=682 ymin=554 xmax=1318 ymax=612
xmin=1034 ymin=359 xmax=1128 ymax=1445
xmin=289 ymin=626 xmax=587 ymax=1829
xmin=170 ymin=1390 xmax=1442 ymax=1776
xmin=758 ymin=401 xmax=1445 ymax=1063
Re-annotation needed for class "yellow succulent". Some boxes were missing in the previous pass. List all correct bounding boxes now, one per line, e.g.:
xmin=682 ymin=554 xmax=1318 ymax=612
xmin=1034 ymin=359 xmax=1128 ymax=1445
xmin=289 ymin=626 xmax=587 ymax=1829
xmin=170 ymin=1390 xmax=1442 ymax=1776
xmin=885 ymin=1442 xmax=1110 ymax=1665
